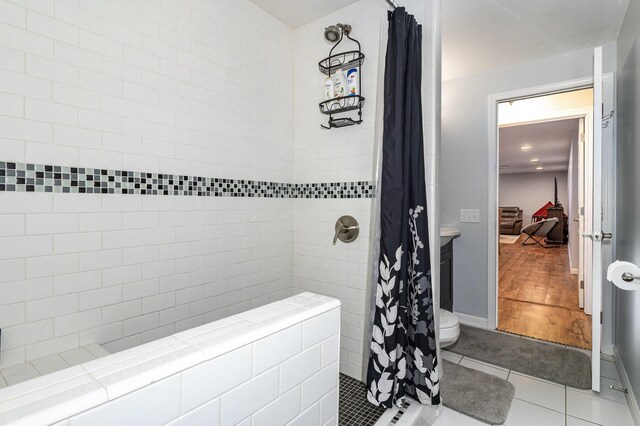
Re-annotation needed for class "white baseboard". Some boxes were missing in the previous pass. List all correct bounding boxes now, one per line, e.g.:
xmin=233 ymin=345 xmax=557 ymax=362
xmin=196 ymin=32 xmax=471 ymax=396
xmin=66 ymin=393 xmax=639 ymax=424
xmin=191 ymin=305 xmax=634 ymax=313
xmin=453 ymin=312 xmax=488 ymax=329
xmin=602 ymin=342 xmax=614 ymax=357
xmin=570 ymin=267 xmax=579 ymax=275
xmin=613 ymin=346 xmax=640 ymax=425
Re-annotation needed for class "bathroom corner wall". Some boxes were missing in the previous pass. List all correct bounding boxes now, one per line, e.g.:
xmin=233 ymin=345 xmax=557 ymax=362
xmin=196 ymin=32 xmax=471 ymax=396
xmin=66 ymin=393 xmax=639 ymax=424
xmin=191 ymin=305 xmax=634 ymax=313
xmin=0 ymin=0 xmax=294 ymax=368
xmin=615 ymin=0 xmax=640 ymax=413
xmin=292 ymin=0 xmax=441 ymax=380
xmin=0 ymin=0 xmax=442 ymax=383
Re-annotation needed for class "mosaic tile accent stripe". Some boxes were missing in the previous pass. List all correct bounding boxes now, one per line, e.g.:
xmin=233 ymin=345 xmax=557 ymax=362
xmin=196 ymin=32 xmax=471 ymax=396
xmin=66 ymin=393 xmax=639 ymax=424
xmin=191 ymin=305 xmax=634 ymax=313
xmin=0 ymin=161 xmax=375 ymax=199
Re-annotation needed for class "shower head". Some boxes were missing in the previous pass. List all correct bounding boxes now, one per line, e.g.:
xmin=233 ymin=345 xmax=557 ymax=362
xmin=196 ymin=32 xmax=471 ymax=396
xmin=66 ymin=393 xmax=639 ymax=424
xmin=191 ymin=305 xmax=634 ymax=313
xmin=324 ymin=25 xmax=341 ymax=43
xmin=324 ymin=23 xmax=352 ymax=43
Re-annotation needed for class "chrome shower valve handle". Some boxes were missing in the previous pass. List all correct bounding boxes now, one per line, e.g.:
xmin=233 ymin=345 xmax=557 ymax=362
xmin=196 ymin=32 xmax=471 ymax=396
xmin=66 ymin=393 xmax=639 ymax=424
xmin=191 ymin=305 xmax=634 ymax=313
xmin=333 ymin=216 xmax=360 ymax=245
xmin=333 ymin=225 xmax=358 ymax=245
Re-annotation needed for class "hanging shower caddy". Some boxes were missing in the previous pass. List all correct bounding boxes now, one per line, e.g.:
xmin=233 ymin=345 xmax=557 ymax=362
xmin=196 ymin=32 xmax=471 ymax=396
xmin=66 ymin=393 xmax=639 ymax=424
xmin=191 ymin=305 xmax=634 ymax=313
xmin=318 ymin=24 xmax=365 ymax=129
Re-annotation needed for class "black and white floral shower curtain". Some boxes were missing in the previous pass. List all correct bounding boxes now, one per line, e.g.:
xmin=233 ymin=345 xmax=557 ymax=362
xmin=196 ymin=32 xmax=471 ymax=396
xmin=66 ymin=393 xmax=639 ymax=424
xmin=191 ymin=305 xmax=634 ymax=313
xmin=366 ymin=7 xmax=440 ymax=408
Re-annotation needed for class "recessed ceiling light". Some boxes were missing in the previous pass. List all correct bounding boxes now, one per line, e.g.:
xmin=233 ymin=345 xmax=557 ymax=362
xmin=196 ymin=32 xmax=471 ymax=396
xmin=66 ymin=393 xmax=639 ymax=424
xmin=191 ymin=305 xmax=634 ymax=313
xmin=521 ymin=145 xmax=532 ymax=151
xmin=536 ymin=166 xmax=544 ymax=170
xmin=530 ymin=158 xmax=539 ymax=162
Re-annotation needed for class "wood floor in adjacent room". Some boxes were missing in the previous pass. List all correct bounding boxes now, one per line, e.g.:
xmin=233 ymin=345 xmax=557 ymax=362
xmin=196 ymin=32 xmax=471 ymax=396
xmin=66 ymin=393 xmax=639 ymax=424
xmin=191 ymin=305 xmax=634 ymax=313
xmin=498 ymin=234 xmax=592 ymax=349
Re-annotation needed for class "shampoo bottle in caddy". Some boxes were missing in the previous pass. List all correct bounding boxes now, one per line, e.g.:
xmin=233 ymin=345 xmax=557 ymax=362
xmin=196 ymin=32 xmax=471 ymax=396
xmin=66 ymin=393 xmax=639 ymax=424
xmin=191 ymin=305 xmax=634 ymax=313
xmin=345 ymin=68 xmax=358 ymax=96
xmin=333 ymin=68 xmax=348 ymax=99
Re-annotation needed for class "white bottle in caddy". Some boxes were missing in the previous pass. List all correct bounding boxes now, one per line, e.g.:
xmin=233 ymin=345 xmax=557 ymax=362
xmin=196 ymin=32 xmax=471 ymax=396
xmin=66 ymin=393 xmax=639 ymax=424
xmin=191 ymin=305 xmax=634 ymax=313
xmin=324 ymin=77 xmax=337 ymax=109
xmin=332 ymin=68 xmax=349 ymax=108
xmin=344 ymin=67 xmax=359 ymax=108
xmin=345 ymin=68 xmax=359 ymax=94
xmin=324 ymin=67 xmax=359 ymax=110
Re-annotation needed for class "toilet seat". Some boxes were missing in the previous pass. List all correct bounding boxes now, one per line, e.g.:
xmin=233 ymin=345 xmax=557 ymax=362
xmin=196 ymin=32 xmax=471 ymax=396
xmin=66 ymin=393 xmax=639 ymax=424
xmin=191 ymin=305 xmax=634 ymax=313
xmin=439 ymin=309 xmax=460 ymax=348
xmin=440 ymin=309 xmax=459 ymax=329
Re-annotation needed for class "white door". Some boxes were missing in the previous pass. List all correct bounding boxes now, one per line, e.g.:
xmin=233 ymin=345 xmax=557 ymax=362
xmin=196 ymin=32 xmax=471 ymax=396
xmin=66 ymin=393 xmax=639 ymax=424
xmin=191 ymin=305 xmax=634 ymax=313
xmin=577 ymin=117 xmax=585 ymax=310
xmin=583 ymin=46 xmax=605 ymax=392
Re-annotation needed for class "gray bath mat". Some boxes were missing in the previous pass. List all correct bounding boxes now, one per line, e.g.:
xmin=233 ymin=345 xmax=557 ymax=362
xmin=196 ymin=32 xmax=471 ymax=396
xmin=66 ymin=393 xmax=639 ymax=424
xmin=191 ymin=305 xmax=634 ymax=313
xmin=442 ymin=360 xmax=515 ymax=425
xmin=448 ymin=324 xmax=591 ymax=389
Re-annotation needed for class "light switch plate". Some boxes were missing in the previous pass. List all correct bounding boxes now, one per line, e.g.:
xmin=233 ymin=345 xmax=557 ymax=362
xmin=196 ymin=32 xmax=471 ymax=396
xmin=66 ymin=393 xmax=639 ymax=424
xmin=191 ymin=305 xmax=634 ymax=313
xmin=460 ymin=209 xmax=480 ymax=223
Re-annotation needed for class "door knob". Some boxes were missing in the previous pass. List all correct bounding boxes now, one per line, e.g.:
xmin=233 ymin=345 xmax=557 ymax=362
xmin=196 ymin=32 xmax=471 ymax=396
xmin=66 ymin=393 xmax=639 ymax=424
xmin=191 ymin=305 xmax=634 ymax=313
xmin=583 ymin=231 xmax=613 ymax=242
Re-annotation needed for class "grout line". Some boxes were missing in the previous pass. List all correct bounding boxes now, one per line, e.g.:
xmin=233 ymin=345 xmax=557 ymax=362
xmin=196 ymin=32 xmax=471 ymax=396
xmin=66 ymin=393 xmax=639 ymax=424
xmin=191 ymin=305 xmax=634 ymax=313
xmin=565 ymin=385 xmax=568 ymax=426
xmin=566 ymin=412 xmax=605 ymax=426
xmin=512 ymin=397 xmax=565 ymax=415
xmin=459 ymin=355 xmax=509 ymax=373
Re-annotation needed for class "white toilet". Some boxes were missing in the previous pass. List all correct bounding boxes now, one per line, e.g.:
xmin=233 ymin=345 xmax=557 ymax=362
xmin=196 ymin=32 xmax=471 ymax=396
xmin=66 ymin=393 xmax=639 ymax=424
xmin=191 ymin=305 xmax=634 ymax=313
xmin=439 ymin=309 xmax=460 ymax=348
xmin=438 ymin=225 xmax=462 ymax=348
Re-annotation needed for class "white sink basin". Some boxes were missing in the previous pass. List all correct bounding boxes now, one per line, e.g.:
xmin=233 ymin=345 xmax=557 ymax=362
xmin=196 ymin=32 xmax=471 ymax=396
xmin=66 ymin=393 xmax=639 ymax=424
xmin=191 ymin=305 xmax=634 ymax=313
xmin=440 ymin=226 xmax=461 ymax=247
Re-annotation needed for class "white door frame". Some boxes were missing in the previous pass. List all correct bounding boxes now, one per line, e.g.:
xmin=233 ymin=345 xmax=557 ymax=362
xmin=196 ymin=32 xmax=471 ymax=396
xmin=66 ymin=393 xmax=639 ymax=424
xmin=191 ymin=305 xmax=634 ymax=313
xmin=600 ymin=73 xmax=617 ymax=355
xmin=583 ymin=109 xmax=595 ymax=316
xmin=578 ymin=117 xmax=585 ymax=309
xmin=487 ymin=74 xmax=616 ymax=348
xmin=590 ymin=47 xmax=602 ymax=390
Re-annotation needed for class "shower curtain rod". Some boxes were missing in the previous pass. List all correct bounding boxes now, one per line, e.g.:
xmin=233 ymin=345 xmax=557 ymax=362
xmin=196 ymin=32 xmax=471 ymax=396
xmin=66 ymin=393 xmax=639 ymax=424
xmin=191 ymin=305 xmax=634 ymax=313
xmin=385 ymin=0 xmax=399 ymax=9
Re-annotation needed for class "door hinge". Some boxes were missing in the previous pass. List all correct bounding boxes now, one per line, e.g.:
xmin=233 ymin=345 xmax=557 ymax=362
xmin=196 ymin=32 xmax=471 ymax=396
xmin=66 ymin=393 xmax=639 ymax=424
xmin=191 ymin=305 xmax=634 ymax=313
xmin=580 ymin=280 xmax=584 ymax=289
xmin=600 ymin=312 xmax=603 ymax=324
xmin=580 ymin=132 xmax=586 ymax=143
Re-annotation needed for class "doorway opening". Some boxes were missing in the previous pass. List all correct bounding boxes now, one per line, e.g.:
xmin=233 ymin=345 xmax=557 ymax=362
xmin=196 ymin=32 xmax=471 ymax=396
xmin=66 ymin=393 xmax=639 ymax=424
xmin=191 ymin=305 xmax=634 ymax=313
xmin=487 ymin=52 xmax=615 ymax=392
xmin=496 ymin=88 xmax=594 ymax=349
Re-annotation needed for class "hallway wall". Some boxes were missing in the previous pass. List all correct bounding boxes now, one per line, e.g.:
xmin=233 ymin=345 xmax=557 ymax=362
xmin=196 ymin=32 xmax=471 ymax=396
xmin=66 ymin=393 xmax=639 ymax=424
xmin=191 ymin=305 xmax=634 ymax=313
xmin=499 ymin=171 xmax=569 ymax=226
xmin=615 ymin=0 xmax=640 ymax=414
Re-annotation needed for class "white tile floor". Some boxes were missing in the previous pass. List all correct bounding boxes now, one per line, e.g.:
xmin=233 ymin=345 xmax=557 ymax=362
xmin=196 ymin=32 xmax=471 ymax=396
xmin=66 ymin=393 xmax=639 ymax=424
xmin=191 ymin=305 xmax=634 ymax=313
xmin=0 ymin=343 xmax=109 ymax=388
xmin=435 ymin=350 xmax=636 ymax=426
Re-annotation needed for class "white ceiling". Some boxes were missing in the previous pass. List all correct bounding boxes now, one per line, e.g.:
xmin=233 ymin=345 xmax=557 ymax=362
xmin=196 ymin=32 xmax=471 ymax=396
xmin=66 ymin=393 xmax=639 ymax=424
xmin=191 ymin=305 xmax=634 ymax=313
xmin=250 ymin=0 xmax=630 ymax=81
xmin=442 ymin=0 xmax=630 ymax=80
xmin=249 ymin=0 xmax=359 ymax=28
xmin=499 ymin=119 xmax=579 ymax=174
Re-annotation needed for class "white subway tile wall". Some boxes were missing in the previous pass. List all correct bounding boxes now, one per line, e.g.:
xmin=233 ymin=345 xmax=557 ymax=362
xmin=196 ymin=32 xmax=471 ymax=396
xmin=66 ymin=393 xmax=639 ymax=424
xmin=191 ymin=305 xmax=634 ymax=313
xmin=0 ymin=0 xmax=294 ymax=368
xmin=0 ymin=0 xmax=440 ymax=387
xmin=291 ymin=0 xmax=440 ymax=380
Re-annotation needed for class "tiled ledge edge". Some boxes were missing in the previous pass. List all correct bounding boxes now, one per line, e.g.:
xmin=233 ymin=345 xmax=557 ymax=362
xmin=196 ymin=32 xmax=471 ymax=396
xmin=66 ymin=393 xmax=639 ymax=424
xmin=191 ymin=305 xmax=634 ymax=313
xmin=0 ymin=292 xmax=341 ymax=425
